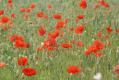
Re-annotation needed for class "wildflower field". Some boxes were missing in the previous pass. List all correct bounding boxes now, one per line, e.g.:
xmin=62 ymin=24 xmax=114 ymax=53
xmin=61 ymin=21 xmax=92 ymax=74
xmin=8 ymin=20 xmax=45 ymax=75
xmin=0 ymin=0 xmax=119 ymax=80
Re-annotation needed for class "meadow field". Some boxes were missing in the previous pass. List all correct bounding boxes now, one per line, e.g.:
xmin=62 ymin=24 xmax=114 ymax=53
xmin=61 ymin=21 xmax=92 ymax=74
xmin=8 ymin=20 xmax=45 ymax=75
xmin=0 ymin=0 xmax=119 ymax=80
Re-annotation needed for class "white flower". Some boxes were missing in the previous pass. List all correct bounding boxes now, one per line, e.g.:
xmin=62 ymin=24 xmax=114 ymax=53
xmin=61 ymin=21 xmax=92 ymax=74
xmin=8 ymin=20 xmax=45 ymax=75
xmin=41 ymin=42 xmax=44 ymax=46
xmin=93 ymin=72 xmax=102 ymax=80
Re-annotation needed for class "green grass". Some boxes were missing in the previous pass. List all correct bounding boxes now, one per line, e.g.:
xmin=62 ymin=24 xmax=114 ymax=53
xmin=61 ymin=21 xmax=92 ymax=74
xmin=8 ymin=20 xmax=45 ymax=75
xmin=0 ymin=0 xmax=119 ymax=80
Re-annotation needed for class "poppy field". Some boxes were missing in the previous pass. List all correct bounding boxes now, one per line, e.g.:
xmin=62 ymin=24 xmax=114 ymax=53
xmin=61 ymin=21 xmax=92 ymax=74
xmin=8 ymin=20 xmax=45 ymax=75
xmin=0 ymin=0 xmax=119 ymax=80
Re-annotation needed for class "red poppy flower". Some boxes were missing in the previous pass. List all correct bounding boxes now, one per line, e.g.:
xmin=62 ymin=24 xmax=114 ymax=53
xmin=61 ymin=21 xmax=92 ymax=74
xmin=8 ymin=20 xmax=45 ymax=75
xmin=48 ymin=30 xmax=60 ymax=39
xmin=17 ymin=57 xmax=28 ymax=66
xmin=113 ymin=64 xmax=119 ymax=74
xmin=116 ymin=28 xmax=119 ymax=33
xmin=29 ymin=3 xmax=36 ymax=9
xmin=75 ymin=25 xmax=85 ymax=34
xmin=99 ymin=0 xmax=109 ymax=8
xmin=93 ymin=40 xmax=105 ymax=50
xmin=106 ymin=26 xmax=112 ymax=33
xmin=8 ymin=0 xmax=13 ymax=7
xmin=14 ymin=40 xmax=30 ymax=48
xmin=1 ymin=16 xmax=10 ymax=23
xmin=10 ymin=35 xmax=24 ymax=42
xmin=55 ymin=21 xmax=65 ymax=29
xmin=10 ymin=35 xmax=30 ymax=48
xmin=8 ymin=0 xmax=12 ymax=4
xmin=85 ymin=45 xmax=96 ymax=56
xmin=43 ymin=39 xmax=57 ymax=48
xmin=22 ymin=68 xmax=37 ymax=76
xmin=11 ymin=13 xmax=16 ymax=18
xmin=76 ymin=14 xmax=85 ymax=22
xmin=79 ymin=0 xmax=87 ymax=9
xmin=37 ymin=12 xmax=45 ymax=18
xmin=0 ymin=62 xmax=6 ymax=68
xmin=76 ymin=41 xmax=83 ymax=47
xmin=0 ymin=10 xmax=4 ymax=16
xmin=67 ymin=66 xmax=81 ymax=74
xmin=53 ymin=14 xmax=62 ymax=20
xmin=96 ymin=32 xmax=102 ymax=38
xmin=64 ymin=18 xmax=69 ymax=23
xmin=47 ymin=4 xmax=52 ymax=9
xmin=61 ymin=43 xmax=72 ymax=48
xmin=20 ymin=8 xmax=26 ymax=13
xmin=85 ymin=40 xmax=105 ymax=56
xmin=43 ymin=40 xmax=51 ymax=48
xmin=38 ymin=25 xmax=46 ymax=36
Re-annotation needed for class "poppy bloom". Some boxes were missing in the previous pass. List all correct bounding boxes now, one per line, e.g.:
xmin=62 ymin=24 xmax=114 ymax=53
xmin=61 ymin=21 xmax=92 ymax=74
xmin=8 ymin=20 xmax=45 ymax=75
xmin=37 ymin=11 xmax=45 ymax=18
xmin=20 ymin=8 xmax=26 ymax=13
xmin=0 ymin=10 xmax=4 ymax=16
xmin=29 ymin=3 xmax=36 ymax=9
xmin=47 ymin=4 xmax=52 ymax=9
xmin=116 ymin=28 xmax=119 ymax=33
xmin=85 ymin=40 xmax=105 ymax=56
xmin=76 ymin=14 xmax=85 ymax=22
xmin=96 ymin=32 xmax=102 ymax=38
xmin=1 ymin=16 xmax=10 ymax=23
xmin=8 ymin=0 xmax=13 ymax=7
xmin=76 ymin=41 xmax=83 ymax=47
xmin=48 ymin=30 xmax=60 ymax=39
xmin=11 ymin=13 xmax=16 ymax=18
xmin=43 ymin=40 xmax=51 ymax=48
xmin=22 ymin=68 xmax=37 ymax=76
xmin=55 ymin=21 xmax=65 ymax=29
xmin=106 ymin=26 xmax=112 ymax=33
xmin=75 ymin=25 xmax=85 ymax=34
xmin=113 ymin=64 xmax=119 ymax=74
xmin=61 ymin=43 xmax=72 ymax=48
xmin=85 ymin=45 xmax=96 ymax=56
xmin=14 ymin=40 xmax=30 ymax=48
xmin=79 ymin=0 xmax=87 ymax=9
xmin=64 ymin=18 xmax=69 ymax=23
xmin=38 ymin=25 xmax=46 ymax=36
xmin=8 ymin=0 xmax=12 ymax=4
xmin=17 ymin=57 xmax=28 ymax=66
xmin=10 ymin=35 xmax=30 ymax=48
xmin=43 ymin=39 xmax=57 ymax=48
xmin=53 ymin=14 xmax=62 ymax=20
xmin=10 ymin=35 xmax=24 ymax=43
xmin=67 ymin=66 xmax=81 ymax=74
xmin=93 ymin=40 xmax=105 ymax=51
xmin=0 ymin=62 xmax=6 ymax=68
xmin=99 ymin=0 xmax=109 ymax=8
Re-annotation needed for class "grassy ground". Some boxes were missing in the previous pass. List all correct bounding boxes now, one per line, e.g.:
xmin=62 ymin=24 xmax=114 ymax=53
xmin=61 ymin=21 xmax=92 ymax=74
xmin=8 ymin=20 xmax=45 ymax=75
xmin=0 ymin=0 xmax=119 ymax=80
